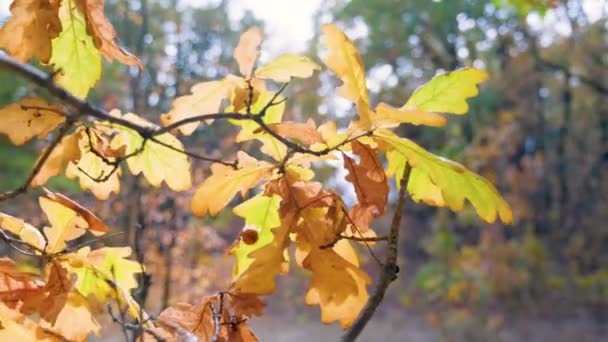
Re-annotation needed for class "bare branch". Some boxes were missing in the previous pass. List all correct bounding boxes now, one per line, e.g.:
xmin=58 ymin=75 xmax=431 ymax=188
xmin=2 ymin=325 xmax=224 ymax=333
xmin=0 ymin=120 xmax=75 ymax=202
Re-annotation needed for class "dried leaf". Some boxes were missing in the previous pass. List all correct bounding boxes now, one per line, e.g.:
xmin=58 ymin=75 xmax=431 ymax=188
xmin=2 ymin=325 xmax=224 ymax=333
xmin=78 ymin=0 xmax=142 ymax=67
xmin=343 ymin=141 xmax=389 ymax=232
xmin=0 ymin=0 xmax=61 ymax=63
xmin=41 ymin=188 xmax=109 ymax=235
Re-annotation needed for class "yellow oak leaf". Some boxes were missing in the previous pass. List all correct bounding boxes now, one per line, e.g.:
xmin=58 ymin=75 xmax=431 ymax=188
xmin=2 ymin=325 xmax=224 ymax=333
xmin=40 ymin=292 xmax=100 ymax=342
xmin=191 ymin=152 xmax=274 ymax=217
xmin=77 ymin=0 xmax=141 ymax=67
xmin=374 ymin=102 xmax=447 ymax=128
xmin=231 ymin=194 xmax=282 ymax=277
xmin=321 ymin=24 xmax=369 ymax=104
xmin=0 ymin=97 xmax=65 ymax=145
xmin=110 ymin=111 xmax=192 ymax=191
xmin=31 ymin=131 xmax=81 ymax=187
xmin=303 ymin=248 xmax=371 ymax=329
xmin=0 ymin=0 xmax=61 ymax=63
xmin=377 ymin=130 xmax=513 ymax=224
xmin=40 ymin=191 xmax=109 ymax=253
xmin=65 ymin=128 xmax=121 ymax=200
xmin=321 ymin=24 xmax=373 ymax=127
xmin=0 ymin=213 xmax=46 ymax=250
xmin=65 ymin=246 xmax=144 ymax=320
xmin=161 ymin=77 xmax=237 ymax=135
xmin=41 ymin=188 xmax=109 ymax=235
xmin=50 ymin=0 xmax=102 ymax=98
xmin=234 ymin=27 xmax=263 ymax=78
xmin=403 ymin=67 xmax=489 ymax=114
xmin=0 ymin=303 xmax=57 ymax=342
xmin=255 ymin=54 xmax=321 ymax=82
xmin=230 ymin=211 xmax=294 ymax=295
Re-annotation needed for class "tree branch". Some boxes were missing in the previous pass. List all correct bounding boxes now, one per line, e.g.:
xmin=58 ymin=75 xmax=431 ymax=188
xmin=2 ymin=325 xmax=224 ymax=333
xmin=342 ymin=164 xmax=411 ymax=341
xmin=0 ymin=119 xmax=75 ymax=202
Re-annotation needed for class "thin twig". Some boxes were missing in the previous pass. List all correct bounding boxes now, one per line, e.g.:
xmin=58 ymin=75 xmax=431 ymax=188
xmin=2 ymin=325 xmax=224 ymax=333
xmin=0 ymin=119 xmax=75 ymax=202
xmin=342 ymin=164 xmax=411 ymax=341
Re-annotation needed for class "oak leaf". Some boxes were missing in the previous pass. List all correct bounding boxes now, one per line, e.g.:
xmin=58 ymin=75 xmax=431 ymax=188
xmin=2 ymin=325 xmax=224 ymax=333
xmin=110 ymin=111 xmax=192 ymax=191
xmin=77 ymin=0 xmax=142 ymax=67
xmin=265 ymin=119 xmax=323 ymax=145
xmin=0 ymin=258 xmax=43 ymax=309
xmin=161 ymin=77 xmax=237 ymax=135
xmin=31 ymin=130 xmax=82 ymax=187
xmin=343 ymin=141 xmax=389 ymax=232
xmin=191 ymin=152 xmax=274 ymax=217
xmin=50 ymin=0 xmax=102 ymax=98
xmin=403 ymin=67 xmax=489 ymax=115
xmin=302 ymin=248 xmax=371 ymax=329
xmin=0 ymin=97 xmax=65 ymax=145
xmin=255 ymin=54 xmax=321 ymax=82
xmin=231 ymin=194 xmax=281 ymax=277
xmin=65 ymin=127 xmax=122 ymax=200
xmin=41 ymin=188 xmax=109 ymax=235
xmin=321 ymin=24 xmax=372 ymax=126
xmin=40 ymin=291 xmax=100 ymax=342
xmin=234 ymin=27 xmax=263 ymax=78
xmin=230 ymin=211 xmax=295 ymax=295
xmin=378 ymin=130 xmax=513 ymax=223
xmin=0 ymin=213 xmax=46 ymax=250
xmin=0 ymin=0 xmax=61 ymax=63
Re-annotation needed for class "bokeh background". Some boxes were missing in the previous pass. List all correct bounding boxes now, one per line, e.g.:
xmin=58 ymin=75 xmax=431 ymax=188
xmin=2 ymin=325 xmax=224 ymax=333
xmin=1 ymin=0 xmax=607 ymax=341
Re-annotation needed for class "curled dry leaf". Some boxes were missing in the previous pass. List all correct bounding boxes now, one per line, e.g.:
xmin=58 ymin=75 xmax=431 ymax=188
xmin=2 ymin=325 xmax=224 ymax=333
xmin=0 ymin=0 xmax=61 ymax=63
xmin=77 ymin=0 xmax=142 ymax=67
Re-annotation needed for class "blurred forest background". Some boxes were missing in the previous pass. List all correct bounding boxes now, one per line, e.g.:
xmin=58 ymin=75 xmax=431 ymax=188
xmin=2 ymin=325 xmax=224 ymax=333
xmin=1 ymin=0 xmax=607 ymax=341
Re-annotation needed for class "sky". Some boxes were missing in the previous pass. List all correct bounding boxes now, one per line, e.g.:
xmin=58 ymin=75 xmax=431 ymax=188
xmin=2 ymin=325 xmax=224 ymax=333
xmin=1 ymin=0 xmax=606 ymax=53
xmin=0 ymin=0 xmax=322 ymax=54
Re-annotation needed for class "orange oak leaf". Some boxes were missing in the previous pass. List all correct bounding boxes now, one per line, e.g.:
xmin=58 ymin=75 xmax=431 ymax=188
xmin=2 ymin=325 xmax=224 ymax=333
xmin=228 ymin=293 xmax=265 ymax=318
xmin=343 ymin=141 xmax=389 ymax=232
xmin=20 ymin=262 xmax=73 ymax=324
xmin=31 ymin=130 xmax=82 ymax=187
xmin=0 ymin=258 xmax=43 ymax=309
xmin=0 ymin=97 xmax=65 ymax=145
xmin=156 ymin=296 xmax=216 ymax=341
xmin=302 ymin=248 xmax=371 ymax=329
xmin=234 ymin=27 xmax=263 ymax=78
xmin=76 ymin=0 xmax=142 ymax=67
xmin=0 ymin=0 xmax=62 ymax=63
xmin=263 ymin=119 xmax=324 ymax=145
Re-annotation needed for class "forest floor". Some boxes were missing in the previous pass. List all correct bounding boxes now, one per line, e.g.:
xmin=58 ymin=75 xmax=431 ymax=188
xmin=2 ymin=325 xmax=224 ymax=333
xmin=250 ymin=308 xmax=606 ymax=342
